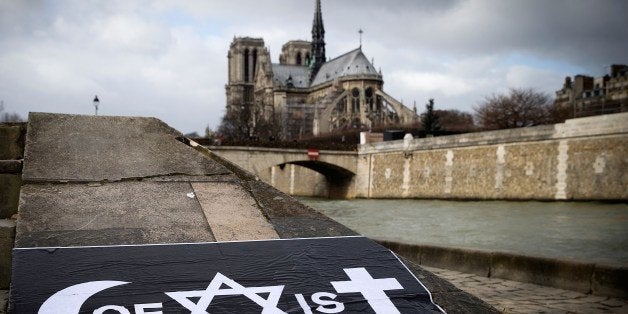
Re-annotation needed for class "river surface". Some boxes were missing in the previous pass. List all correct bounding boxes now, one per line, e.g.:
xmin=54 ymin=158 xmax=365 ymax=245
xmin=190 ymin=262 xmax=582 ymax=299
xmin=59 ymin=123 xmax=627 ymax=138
xmin=298 ymin=198 xmax=628 ymax=265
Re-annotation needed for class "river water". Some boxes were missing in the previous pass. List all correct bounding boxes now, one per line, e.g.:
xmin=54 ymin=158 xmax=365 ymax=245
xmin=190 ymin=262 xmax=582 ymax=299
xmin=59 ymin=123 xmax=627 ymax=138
xmin=298 ymin=198 xmax=628 ymax=265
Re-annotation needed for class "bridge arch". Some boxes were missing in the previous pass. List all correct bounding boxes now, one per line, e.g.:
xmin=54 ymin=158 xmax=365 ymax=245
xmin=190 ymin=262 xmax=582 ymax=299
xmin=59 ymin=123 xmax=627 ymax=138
xmin=276 ymin=160 xmax=355 ymax=199
xmin=207 ymin=146 xmax=358 ymax=198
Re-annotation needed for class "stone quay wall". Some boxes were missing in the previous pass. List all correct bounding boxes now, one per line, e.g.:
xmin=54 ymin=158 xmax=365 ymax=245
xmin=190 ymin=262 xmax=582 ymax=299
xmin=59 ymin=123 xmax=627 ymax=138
xmin=356 ymin=113 xmax=628 ymax=201
xmin=376 ymin=239 xmax=627 ymax=299
xmin=0 ymin=122 xmax=26 ymax=289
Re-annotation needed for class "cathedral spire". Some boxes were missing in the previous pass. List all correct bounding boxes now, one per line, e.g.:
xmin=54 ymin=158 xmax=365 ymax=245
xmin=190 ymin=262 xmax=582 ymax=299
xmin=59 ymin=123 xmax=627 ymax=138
xmin=310 ymin=0 xmax=326 ymax=79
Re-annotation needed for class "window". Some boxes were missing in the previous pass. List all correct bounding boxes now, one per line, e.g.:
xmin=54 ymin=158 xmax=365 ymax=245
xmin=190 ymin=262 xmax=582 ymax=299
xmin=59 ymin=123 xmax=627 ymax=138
xmin=352 ymin=88 xmax=360 ymax=98
xmin=244 ymin=49 xmax=249 ymax=82
xmin=365 ymin=87 xmax=374 ymax=112
xmin=351 ymin=88 xmax=360 ymax=113
xmin=252 ymin=49 xmax=258 ymax=79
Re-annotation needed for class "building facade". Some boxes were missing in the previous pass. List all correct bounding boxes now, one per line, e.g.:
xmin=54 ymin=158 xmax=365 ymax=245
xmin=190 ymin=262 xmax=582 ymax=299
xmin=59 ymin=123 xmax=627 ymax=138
xmin=555 ymin=64 xmax=628 ymax=118
xmin=225 ymin=0 xmax=416 ymax=139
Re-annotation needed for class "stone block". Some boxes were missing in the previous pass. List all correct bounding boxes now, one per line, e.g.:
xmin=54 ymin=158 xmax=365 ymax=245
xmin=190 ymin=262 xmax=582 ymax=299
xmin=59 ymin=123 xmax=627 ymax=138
xmin=490 ymin=252 xmax=594 ymax=293
xmin=22 ymin=113 xmax=230 ymax=182
xmin=591 ymin=264 xmax=628 ymax=299
xmin=15 ymin=182 xmax=216 ymax=247
xmin=375 ymin=239 xmax=422 ymax=264
xmin=0 ymin=123 xmax=25 ymax=160
xmin=399 ymin=255 xmax=499 ymax=313
xmin=375 ymin=240 xmax=491 ymax=277
xmin=0 ymin=160 xmax=21 ymax=174
xmin=0 ymin=174 xmax=21 ymax=219
xmin=0 ymin=219 xmax=16 ymax=289
xmin=191 ymin=181 xmax=279 ymax=241
xmin=419 ymin=245 xmax=491 ymax=277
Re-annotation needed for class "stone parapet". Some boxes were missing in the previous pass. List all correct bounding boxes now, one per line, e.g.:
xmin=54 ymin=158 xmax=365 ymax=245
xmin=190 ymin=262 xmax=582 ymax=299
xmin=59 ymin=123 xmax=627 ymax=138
xmin=359 ymin=112 xmax=628 ymax=154
xmin=554 ymin=110 xmax=628 ymax=138
xmin=360 ymin=124 xmax=556 ymax=154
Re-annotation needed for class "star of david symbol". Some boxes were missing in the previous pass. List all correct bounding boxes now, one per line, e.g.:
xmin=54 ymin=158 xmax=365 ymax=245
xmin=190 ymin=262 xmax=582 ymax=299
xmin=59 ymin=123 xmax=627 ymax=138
xmin=165 ymin=272 xmax=286 ymax=314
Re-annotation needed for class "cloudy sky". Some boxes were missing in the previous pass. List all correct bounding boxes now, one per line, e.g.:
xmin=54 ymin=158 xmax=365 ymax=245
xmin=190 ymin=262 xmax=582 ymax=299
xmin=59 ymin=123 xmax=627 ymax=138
xmin=1 ymin=0 xmax=626 ymax=134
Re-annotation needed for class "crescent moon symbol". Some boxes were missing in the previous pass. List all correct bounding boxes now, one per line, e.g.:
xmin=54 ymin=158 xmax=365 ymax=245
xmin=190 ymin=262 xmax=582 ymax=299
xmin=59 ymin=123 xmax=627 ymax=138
xmin=38 ymin=280 xmax=130 ymax=314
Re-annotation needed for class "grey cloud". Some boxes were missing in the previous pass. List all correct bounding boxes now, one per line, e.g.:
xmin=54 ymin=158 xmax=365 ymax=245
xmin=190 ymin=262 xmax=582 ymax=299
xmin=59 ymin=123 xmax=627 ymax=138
xmin=1 ymin=0 xmax=626 ymax=134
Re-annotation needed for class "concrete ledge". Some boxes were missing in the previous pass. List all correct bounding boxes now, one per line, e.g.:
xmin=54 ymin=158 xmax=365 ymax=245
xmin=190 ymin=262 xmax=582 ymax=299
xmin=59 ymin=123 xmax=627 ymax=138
xmin=375 ymin=239 xmax=627 ymax=299
xmin=377 ymin=240 xmax=490 ymax=277
xmin=592 ymin=264 xmax=628 ymax=298
xmin=0 ymin=219 xmax=16 ymax=289
xmin=490 ymin=251 xmax=594 ymax=294
xmin=419 ymin=245 xmax=491 ymax=277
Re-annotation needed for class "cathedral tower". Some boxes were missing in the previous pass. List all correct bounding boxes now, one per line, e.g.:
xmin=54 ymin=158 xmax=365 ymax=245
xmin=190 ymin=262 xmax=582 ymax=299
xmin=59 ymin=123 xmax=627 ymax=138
xmin=225 ymin=37 xmax=266 ymax=114
xmin=310 ymin=0 xmax=326 ymax=78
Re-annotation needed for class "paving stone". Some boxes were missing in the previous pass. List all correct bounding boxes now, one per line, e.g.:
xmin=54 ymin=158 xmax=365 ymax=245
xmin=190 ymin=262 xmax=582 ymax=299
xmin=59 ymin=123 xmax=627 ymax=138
xmin=580 ymin=295 xmax=609 ymax=303
xmin=15 ymin=181 xmax=216 ymax=247
xmin=192 ymin=181 xmax=279 ymax=241
xmin=601 ymin=298 xmax=627 ymax=307
xmin=424 ymin=265 xmax=628 ymax=314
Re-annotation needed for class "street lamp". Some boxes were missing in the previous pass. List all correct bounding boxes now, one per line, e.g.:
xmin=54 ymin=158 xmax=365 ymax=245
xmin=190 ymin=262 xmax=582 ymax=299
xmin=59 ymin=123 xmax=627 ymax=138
xmin=93 ymin=95 xmax=99 ymax=116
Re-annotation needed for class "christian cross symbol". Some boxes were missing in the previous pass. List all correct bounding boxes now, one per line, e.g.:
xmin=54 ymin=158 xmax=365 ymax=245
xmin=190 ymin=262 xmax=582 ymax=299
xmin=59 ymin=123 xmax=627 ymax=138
xmin=331 ymin=267 xmax=403 ymax=314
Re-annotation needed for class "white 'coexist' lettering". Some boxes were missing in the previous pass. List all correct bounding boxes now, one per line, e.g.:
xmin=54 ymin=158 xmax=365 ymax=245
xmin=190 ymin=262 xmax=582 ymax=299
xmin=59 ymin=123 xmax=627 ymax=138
xmin=38 ymin=268 xmax=404 ymax=313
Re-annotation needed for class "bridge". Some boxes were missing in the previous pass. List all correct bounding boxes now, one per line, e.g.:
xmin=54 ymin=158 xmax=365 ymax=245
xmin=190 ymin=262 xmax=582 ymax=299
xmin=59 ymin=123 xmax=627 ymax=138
xmin=207 ymin=113 xmax=628 ymax=201
xmin=207 ymin=146 xmax=358 ymax=198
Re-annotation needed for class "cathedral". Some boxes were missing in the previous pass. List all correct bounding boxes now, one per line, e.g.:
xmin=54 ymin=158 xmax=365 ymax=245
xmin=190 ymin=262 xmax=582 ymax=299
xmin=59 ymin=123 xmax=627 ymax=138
xmin=225 ymin=0 xmax=416 ymax=139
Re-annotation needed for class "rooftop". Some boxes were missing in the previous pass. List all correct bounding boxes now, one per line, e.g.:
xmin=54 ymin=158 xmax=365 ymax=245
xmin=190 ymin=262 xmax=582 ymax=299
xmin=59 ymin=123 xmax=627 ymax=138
xmin=310 ymin=47 xmax=380 ymax=86
xmin=272 ymin=64 xmax=310 ymax=88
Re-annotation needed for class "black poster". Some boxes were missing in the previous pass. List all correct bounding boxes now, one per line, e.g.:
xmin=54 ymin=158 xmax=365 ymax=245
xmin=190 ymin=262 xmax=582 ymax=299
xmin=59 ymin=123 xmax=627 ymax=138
xmin=10 ymin=236 xmax=443 ymax=313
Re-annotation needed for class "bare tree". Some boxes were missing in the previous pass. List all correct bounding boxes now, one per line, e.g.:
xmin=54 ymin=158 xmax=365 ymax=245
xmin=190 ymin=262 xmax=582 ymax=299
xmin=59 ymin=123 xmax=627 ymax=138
xmin=218 ymin=106 xmax=252 ymax=141
xmin=434 ymin=109 xmax=475 ymax=132
xmin=0 ymin=101 xmax=24 ymax=122
xmin=254 ymin=110 xmax=283 ymax=140
xmin=474 ymin=88 xmax=552 ymax=130
xmin=218 ymin=102 xmax=275 ymax=141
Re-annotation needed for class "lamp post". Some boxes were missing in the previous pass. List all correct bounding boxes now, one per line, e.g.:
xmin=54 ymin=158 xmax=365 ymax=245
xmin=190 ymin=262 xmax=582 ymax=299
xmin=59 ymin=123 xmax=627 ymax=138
xmin=93 ymin=95 xmax=99 ymax=116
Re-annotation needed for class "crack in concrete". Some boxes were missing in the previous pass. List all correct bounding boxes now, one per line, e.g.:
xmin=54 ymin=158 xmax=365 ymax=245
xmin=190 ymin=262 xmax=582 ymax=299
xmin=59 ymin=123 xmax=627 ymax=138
xmin=22 ymin=171 xmax=233 ymax=185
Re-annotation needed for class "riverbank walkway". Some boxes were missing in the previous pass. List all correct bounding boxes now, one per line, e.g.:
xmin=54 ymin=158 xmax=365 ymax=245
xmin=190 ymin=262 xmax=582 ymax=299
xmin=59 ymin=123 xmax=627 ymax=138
xmin=424 ymin=266 xmax=628 ymax=313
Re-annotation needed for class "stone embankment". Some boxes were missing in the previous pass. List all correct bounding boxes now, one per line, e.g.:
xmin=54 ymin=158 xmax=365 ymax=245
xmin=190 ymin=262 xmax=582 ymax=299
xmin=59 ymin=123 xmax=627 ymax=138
xmin=0 ymin=122 xmax=25 ymax=291
xmin=0 ymin=113 xmax=497 ymax=313
xmin=211 ymin=113 xmax=628 ymax=200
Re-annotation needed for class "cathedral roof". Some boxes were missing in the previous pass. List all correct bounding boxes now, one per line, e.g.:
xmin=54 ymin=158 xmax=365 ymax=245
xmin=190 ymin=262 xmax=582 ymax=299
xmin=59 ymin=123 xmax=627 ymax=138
xmin=272 ymin=64 xmax=310 ymax=88
xmin=310 ymin=48 xmax=379 ymax=87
